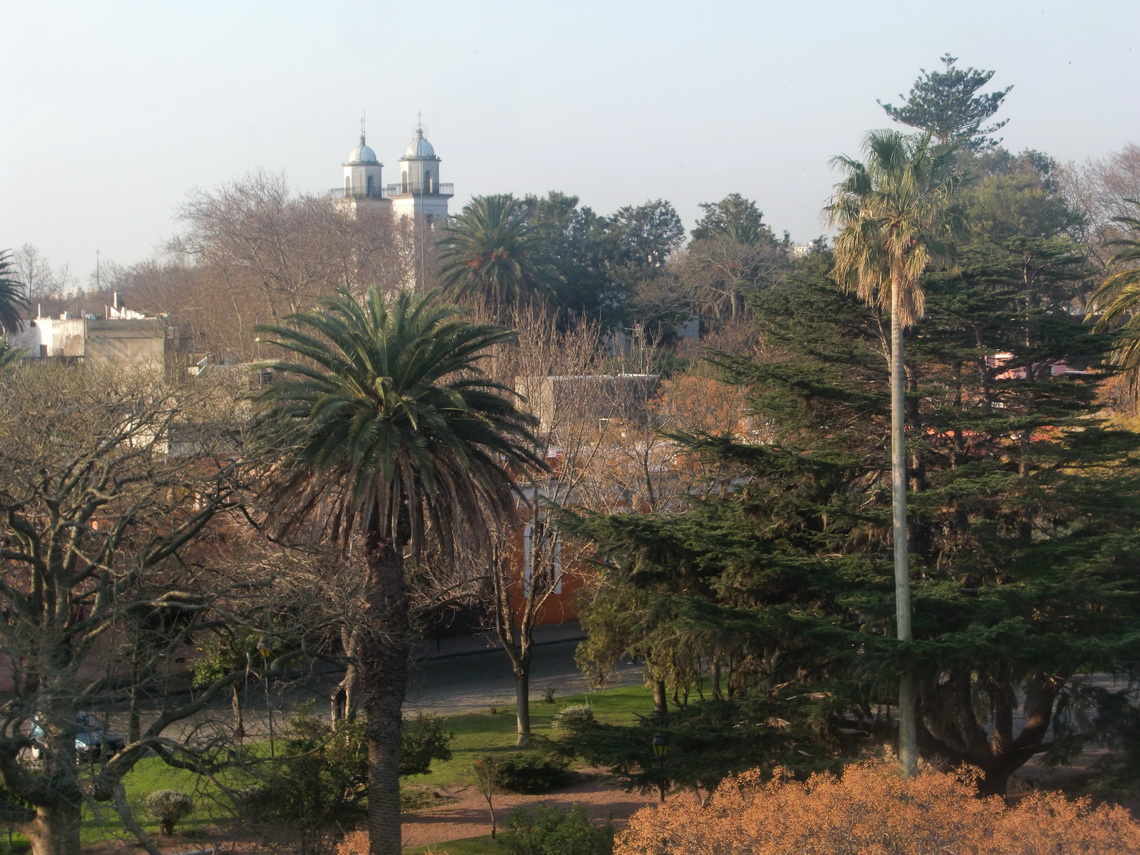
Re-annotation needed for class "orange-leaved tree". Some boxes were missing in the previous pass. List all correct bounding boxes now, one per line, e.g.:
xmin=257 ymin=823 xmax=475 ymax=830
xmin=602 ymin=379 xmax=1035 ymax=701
xmin=616 ymin=759 xmax=1140 ymax=855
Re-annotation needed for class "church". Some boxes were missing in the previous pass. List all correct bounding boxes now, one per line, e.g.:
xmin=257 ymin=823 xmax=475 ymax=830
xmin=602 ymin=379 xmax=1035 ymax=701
xmin=333 ymin=122 xmax=453 ymax=228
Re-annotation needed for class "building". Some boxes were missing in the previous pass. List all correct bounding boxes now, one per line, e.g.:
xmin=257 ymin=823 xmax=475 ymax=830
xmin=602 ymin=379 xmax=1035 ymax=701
xmin=10 ymin=296 xmax=184 ymax=368
xmin=331 ymin=121 xmax=453 ymax=227
xmin=331 ymin=121 xmax=453 ymax=290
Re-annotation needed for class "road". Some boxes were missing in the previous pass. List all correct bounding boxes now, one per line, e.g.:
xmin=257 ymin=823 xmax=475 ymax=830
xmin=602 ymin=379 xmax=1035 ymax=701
xmin=120 ymin=632 xmax=643 ymax=745
xmin=406 ymin=639 xmax=643 ymax=714
xmin=279 ymin=637 xmax=644 ymax=719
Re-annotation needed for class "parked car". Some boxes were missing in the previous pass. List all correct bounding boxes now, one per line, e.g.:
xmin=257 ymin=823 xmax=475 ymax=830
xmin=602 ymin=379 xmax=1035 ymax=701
xmin=24 ymin=712 xmax=125 ymax=761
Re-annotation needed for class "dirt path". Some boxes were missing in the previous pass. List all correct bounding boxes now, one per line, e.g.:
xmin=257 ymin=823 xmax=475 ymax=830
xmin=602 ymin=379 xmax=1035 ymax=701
xmin=398 ymin=772 xmax=658 ymax=849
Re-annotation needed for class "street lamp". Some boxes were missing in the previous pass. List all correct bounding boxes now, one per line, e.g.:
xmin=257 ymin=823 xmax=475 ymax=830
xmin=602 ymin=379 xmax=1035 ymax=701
xmin=651 ymin=732 xmax=669 ymax=803
xmin=257 ymin=638 xmax=274 ymax=757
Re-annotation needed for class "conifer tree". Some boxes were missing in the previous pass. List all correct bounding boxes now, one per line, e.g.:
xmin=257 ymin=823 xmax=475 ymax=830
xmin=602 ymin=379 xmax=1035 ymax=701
xmin=880 ymin=54 xmax=1012 ymax=151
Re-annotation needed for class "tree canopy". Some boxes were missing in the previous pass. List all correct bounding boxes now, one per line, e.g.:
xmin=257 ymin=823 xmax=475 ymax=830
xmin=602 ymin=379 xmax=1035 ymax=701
xmin=880 ymin=54 xmax=1012 ymax=151
xmin=0 ymin=364 xmax=245 ymax=855
xmin=569 ymin=240 xmax=1140 ymax=795
xmin=0 ymin=250 xmax=28 ymax=334
xmin=436 ymin=194 xmax=561 ymax=322
xmin=1089 ymin=200 xmax=1140 ymax=390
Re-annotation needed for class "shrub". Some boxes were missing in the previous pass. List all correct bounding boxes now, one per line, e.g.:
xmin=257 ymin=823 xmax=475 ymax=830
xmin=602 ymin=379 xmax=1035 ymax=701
xmin=502 ymin=803 xmax=614 ymax=855
xmin=241 ymin=706 xmax=454 ymax=828
xmin=551 ymin=703 xmax=594 ymax=732
xmin=494 ymin=751 xmax=573 ymax=794
xmin=615 ymin=759 xmax=1140 ymax=854
xmin=400 ymin=711 xmax=454 ymax=776
xmin=145 ymin=789 xmax=193 ymax=836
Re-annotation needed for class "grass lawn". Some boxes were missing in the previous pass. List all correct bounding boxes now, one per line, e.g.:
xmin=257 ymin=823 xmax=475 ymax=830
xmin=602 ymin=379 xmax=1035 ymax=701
xmin=405 ymin=684 xmax=654 ymax=791
xmin=79 ymin=748 xmax=255 ymax=848
xmin=404 ymin=835 xmax=501 ymax=855
xmin=69 ymin=683 xmax=654 ymax=847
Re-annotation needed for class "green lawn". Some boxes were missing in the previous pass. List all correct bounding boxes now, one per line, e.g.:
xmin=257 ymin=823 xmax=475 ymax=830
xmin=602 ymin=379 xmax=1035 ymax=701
xmin=406 ymin=685 xmax=654 ymax=791
xmin=404 ymin=835 xmax=501 ymax=855
xmin=69 ymin=683 xmax=654 ymax=847
xmin=79 ymin=749 xmax=254 ymax=847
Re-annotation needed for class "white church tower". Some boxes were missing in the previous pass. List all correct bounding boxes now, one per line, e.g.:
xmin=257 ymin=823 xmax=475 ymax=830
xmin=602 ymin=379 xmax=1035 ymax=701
xmin=337 ymin=128 xmax=388 ymax=214
xmin=387 ymin=121 xmax=453 ymax=227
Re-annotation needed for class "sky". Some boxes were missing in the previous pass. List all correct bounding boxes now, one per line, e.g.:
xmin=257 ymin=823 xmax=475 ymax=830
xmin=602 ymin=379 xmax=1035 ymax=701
xmin=4 ymin=0 xmax=1139 ymax=287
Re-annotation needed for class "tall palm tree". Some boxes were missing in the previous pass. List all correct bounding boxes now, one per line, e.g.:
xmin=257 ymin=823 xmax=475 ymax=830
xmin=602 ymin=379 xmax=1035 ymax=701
xmin=826 ymin=130 xmax=963 ymax=776
xmin=1089 ymin=200 xmax=1140 ymax=391
xmin=436 ymin=194 xmax=560 ymax=321
xmin=0 ymin=250 xmax=28 ymax=334
xmin=254 ymin=288 xmax=542 ymax=855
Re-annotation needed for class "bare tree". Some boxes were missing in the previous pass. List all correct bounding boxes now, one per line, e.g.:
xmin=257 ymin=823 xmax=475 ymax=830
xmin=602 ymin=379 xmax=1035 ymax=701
xmin=1060 ymin=142 xmax=1140 ymax=266
xmin=482 ymin=310 xmax=618 ymax=745
xmin=0 ymin=362 xmax=263 ymax=855
xmin=165 ymin=171 xmax=406 ymax=358
xmin=676 ymin=234 xmax=789 ymax=323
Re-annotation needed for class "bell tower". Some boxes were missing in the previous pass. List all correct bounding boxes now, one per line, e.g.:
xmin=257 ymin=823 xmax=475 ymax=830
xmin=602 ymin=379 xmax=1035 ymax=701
xmin=388 ymin=117 xmax=453 ymax=228
xmin=337 ymin=119 xmax=387 ymax=213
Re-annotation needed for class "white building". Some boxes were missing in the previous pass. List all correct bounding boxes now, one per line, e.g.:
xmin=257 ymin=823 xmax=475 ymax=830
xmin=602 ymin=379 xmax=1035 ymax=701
xmin=12 ymin=301 xmax=182 ymax=369
xmin=338 ymin=133 xmax=385 ymax=214
xmin=332 ymin=122 xmax=453 ymax=227
xmin=387 ymin=127 xmax=453 ymax=227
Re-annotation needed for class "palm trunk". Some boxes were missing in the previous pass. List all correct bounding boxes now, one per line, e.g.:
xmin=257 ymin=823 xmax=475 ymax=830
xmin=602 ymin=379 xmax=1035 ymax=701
xmin=359 ymin=542 xmax=410 ymax=855
xmin=891 ymin=272 xmax=917 ymax=777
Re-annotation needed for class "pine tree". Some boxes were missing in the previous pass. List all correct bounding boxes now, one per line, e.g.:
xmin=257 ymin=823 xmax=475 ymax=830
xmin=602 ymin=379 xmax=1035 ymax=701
xmin=880 ymin=54 xmax=1012 ymax=151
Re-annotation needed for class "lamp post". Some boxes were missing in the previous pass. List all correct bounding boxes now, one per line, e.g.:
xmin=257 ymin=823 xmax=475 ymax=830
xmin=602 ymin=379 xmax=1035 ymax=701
xmin=651 ymin=732 xmax=669 ymax=803
xmin=257 ymin=638 xmax=274 ymax=757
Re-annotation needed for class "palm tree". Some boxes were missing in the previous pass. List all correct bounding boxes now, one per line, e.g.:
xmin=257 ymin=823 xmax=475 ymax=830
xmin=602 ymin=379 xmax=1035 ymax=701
xmin=826 ymin=130 xmax=963 ymax=776
xmin=254 ymin=288 xmax=542 ymax=855
xmin=0 ymin=338 xmax=24 ymax=371
xmin=436 ymin=194 xmax=560 ymax=321
xmin=1089 ymin=200 xmax=1140 ymax=391
xmin=0 ymin=250 xmax=28 ymax=334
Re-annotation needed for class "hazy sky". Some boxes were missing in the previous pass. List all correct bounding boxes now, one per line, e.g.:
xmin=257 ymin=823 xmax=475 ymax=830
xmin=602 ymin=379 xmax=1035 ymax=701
xmin=4 ymin=0 xmax=1139 ymax=285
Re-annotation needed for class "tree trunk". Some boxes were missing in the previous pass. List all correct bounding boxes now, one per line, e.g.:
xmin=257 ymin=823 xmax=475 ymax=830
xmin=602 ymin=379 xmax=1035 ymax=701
xmin=890 ymin=271 xmax=917 ymax=777
xmin=652 ymin=679 xmax=667 ymax=715
xmin=359 ymin=544 xmax=410 ymax=855
xmin=332 ymin=627 xmax=361 ymax=724
xmin=128 ymin=686 xmax=142 ymax=745
xmin=231 ymin=681 xmax=245 ymax=738
xmin=113 ymin=783 xmax=162 ymax=855
xmin=24 ymin=801 xmax=83 ymax=855
xmin=515 ymin=663 xmax=531 ymax=747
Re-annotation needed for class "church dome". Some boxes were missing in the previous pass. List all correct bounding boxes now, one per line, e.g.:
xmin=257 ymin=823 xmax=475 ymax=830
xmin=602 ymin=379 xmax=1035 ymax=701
xmin=346 ymin=135 xmax=379 ymax=164
xmin=404 ymin=128 xmax=436 ymax=159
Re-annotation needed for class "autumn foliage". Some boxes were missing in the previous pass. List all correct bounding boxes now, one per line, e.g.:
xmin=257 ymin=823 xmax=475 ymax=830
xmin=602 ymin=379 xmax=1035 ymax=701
xmin=615 ymin=760 xmax=1140 ymax=855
